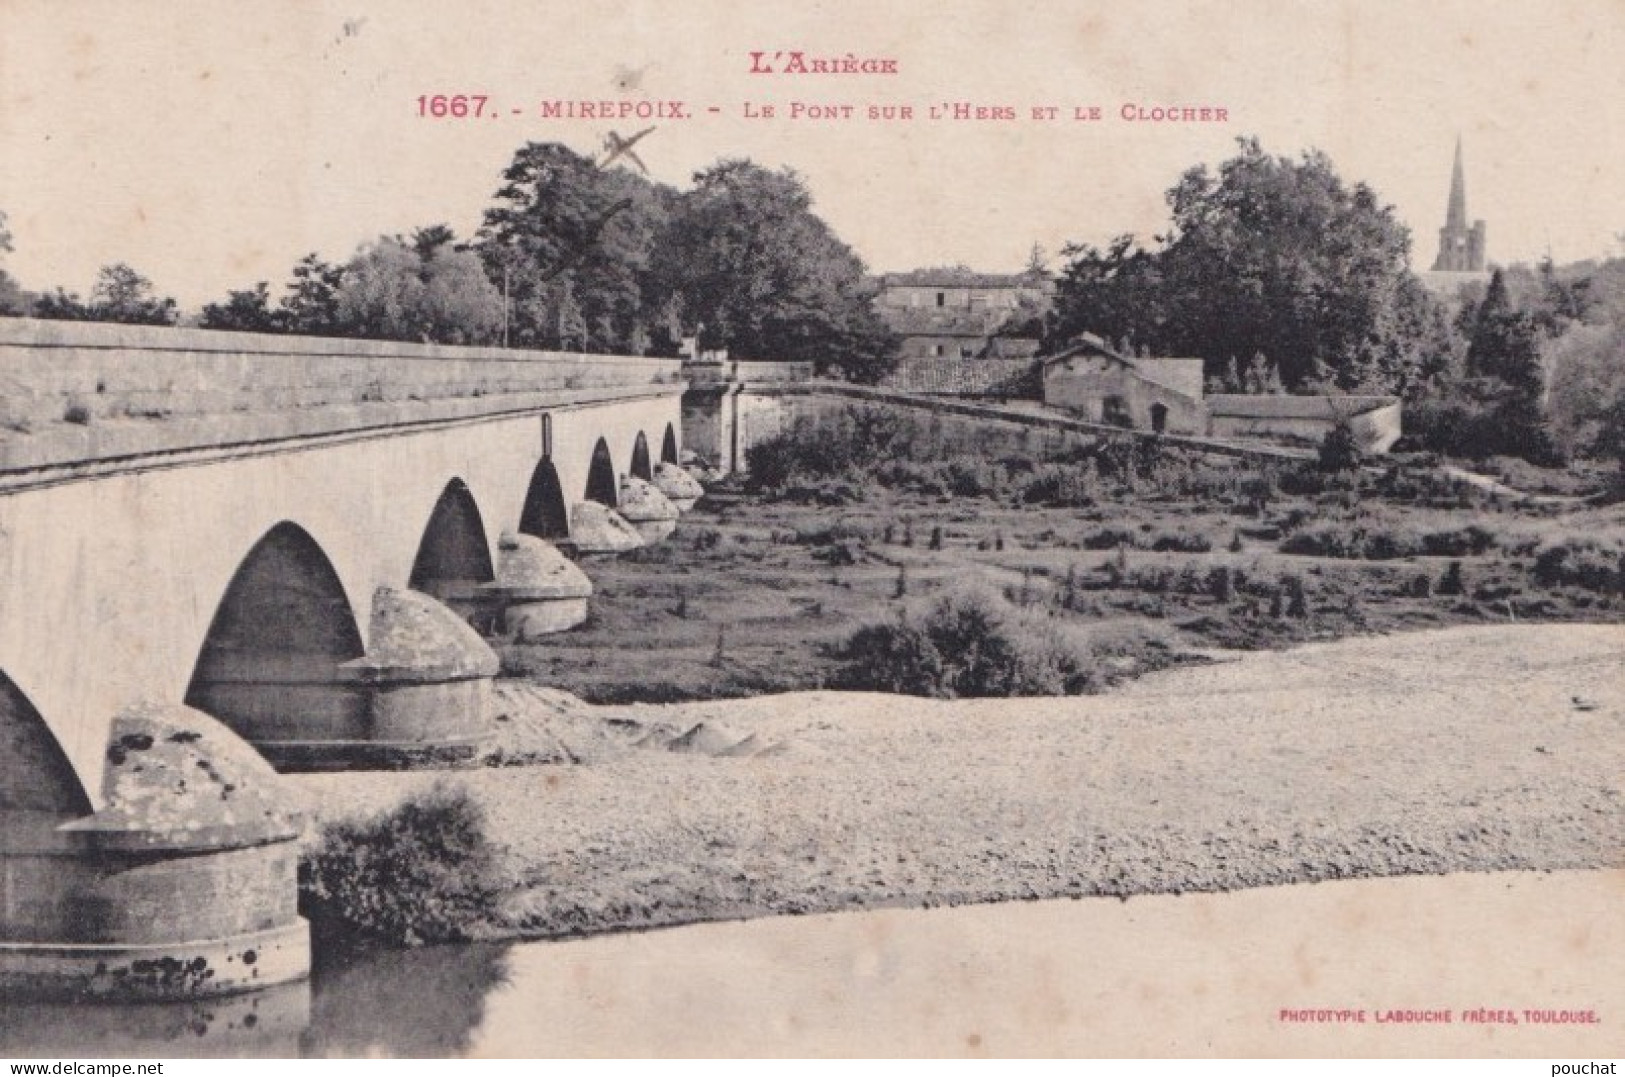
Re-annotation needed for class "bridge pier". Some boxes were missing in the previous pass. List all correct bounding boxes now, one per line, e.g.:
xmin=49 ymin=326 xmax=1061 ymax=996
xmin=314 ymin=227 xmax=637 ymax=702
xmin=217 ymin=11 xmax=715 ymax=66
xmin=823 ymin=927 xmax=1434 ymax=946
xmin=568 ymin=501 xmax=645 ymax=556
xmin=189 ymin=586 xmax=499 ymax=771
xmin=486 ymin=532 xmax=593 ymax=641
xmin=0 ymin=701 xmax=309 ymax=1002
xmin=652 ymin=461 xmax=705 ymax=511
xmin=617 ymin=476 xmax=680 ymax=544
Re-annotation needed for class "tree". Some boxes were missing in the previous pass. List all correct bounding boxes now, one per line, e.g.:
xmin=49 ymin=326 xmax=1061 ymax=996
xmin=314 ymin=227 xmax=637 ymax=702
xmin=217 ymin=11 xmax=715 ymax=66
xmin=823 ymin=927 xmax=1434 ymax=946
xmin=90 ymin=263 xmax=178 ymax=324
xmin=332 ymin=234 xmax=504 ymax=344
xmin=648 ymin=159 xmax=896 ymax=380
xmin=335 ymin=239 xmax=426 ymax=340
xmin=280 ymin=253 xmax=346 ymax=335
xmin=1317 ymin=413 xmax=1363 ymax=473
xmin=0 ymin=271 xmax=23 ymax=316
xmin=1046 ymin=234 xmax=1166 ymax=351
xmin=32 ymin=263 xmax=177 ymax=325
xmin=0 ymin=210 xmax=24 ymax=315
xmin=200 ymin=282 xmax=283 ymax=332
xmin=1051 ymin=137 xmax=1447 ymax=394
xmin=476 ymin=142 xmax=671 ymax=353
xmin=417 ymin=244 xmax=504 ymax=345
xmin=30 ymin=288 xmax=95 ymax=321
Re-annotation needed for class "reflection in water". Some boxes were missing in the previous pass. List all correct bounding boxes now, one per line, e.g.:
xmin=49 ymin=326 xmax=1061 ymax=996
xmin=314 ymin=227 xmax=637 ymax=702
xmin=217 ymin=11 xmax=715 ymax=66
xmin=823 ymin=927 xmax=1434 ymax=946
xmin=0 ymin=981 xmax=312 ymax=1058
xmin=0 ymin=939 xmax=512 ymax=1059
xmin=302 ymin=937 xmax=513 ymax=1058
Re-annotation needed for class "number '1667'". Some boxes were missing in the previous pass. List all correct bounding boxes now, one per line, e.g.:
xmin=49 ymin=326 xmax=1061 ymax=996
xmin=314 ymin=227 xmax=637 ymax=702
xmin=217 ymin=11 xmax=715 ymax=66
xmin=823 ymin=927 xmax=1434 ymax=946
xmin=416 ymin=95 xmax=489 ymax=118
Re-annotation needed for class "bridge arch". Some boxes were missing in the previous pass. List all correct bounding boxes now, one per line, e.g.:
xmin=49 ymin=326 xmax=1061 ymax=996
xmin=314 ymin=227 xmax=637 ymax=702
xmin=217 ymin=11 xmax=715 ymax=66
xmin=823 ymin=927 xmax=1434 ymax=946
xmin=661 ymin=423 xmax=679 ymax=465
xmin=409 ymin=478 xmax=495 ymax=601
xmin=585 ymin=437 xmax=619 ymax=507
xmin=0 ymin=670 xmax=92 ymax=818
xmin=184 ymin=521 xmax=366 ymax=748
xmin=519 ymin=458 xmax=570 ymax=539
xmin=630 ymin=432 xmax=653 ymax=482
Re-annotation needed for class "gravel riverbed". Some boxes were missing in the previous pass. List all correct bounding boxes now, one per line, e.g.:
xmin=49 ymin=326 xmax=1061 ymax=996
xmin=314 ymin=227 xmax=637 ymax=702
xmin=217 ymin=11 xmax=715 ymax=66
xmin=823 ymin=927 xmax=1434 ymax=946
xmin=291 ymin=624 xmax=1625 ymax=940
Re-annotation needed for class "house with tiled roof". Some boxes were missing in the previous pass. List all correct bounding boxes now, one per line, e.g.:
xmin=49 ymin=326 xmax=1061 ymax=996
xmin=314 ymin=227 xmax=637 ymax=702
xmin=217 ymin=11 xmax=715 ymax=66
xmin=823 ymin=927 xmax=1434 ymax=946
xmin=1039 ymin=333 xmax=1207 ymax=434
xmin=872 ymin=267 xmax=1052 ymax=360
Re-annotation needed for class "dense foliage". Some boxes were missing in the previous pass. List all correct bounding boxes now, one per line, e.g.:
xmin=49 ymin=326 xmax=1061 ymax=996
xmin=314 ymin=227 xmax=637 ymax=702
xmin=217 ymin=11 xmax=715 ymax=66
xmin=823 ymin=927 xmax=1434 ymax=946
xmin=833 ymin=589 xmax=1093 ymax=698
xmin=1049 ymin=137 xmax=1455 ymax=395
xmin=32 ymin=262 xmax=178 ymax=326
xmin=299 ymin=784 xmax=508 ymax=946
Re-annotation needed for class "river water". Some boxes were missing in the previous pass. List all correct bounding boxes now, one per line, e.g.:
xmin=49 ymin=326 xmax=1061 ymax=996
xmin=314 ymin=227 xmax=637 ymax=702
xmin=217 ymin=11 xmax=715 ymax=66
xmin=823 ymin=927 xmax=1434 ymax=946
xmin=2 ymin=870 xmax=1619 ymax=1057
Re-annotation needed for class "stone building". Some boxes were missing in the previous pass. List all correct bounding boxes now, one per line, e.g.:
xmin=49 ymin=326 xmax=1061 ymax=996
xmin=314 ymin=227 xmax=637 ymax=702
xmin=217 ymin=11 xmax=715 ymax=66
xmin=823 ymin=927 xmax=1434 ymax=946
xmin=1040 ymin=333 xmax=1207 ymax=434
xmin=873 ymin=267 xmax=1052 ymax=360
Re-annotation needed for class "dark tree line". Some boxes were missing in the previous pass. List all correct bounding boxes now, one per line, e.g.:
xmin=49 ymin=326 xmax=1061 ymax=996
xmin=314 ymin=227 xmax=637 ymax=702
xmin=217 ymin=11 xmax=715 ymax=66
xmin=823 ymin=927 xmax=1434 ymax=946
xmin=189 ymin=143 xmax=898 ymax=380
xmin=474 ymin=145 xmax=894 ymax=379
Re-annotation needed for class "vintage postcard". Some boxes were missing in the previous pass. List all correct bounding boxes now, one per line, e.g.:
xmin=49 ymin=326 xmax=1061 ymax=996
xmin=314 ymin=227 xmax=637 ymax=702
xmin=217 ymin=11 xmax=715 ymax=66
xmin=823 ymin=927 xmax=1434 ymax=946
xmin=0 ymin=0 xmax=1621 ymax=1060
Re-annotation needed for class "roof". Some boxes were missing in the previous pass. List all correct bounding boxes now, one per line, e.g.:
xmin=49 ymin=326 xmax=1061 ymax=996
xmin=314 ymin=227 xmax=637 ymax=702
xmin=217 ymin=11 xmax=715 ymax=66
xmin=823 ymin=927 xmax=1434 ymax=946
xmin=1038 ymin=332 xmax=1128 ymax=368
xmin=877 ymin=267 xmax=1050 ymax=290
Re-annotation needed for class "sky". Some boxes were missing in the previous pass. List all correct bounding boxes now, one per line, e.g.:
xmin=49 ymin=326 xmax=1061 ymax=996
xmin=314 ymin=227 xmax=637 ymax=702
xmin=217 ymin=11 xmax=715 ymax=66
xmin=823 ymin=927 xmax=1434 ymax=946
xmin=1 ymin=0 xmax=1621 ymax=309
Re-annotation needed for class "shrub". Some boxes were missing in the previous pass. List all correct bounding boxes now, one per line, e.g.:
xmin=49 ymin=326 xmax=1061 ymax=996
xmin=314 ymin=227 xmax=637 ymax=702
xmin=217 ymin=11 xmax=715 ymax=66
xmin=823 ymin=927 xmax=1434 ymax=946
xmin=1421 ymin=524 xmax=1498 ymax=557
xmin=1282 ymin=574 xmax=1308 ymax=617
xmin=1080 ymin=526 xmax=1140 ymax=550
xmin=299 ymin=784 xmax=507 ymax=946
xmin=833 ymin=588 xmax=1093 ymax=698
xmin=1531 ymin=538 xmax=1625 ymax=594
xmin=745 ymin=406 xmax=930 ymax=494
xmin=1317 ymin=416 xmax=1363 ymax=473
xmin=831 ymin=619 xmax=944 ymax=696
xmin=1150 ymin=529 xmax=1213 ymax=553
xmin=792 ymin=520 xmax=868 ymax=546
xmin=1281 ymin=518 xmax=1498 ymax=562
xmin=1438 ymin=560 xmax=1465 ymax=596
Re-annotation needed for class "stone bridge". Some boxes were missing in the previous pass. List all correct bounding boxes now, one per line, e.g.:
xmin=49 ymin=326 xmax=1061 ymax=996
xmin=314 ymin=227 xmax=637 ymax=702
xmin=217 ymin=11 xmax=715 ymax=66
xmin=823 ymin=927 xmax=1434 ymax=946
xmin=0 ymin=321 xmax=1283 ymax=1004
xmin=0 ymin=318 xmax=707 ymax=1000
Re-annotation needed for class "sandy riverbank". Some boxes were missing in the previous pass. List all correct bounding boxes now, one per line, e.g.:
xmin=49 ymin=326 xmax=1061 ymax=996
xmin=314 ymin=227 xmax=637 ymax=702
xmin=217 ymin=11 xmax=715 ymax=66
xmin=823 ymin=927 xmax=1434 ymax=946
xmin=291 ymin=623 xmax=1624 ymax=939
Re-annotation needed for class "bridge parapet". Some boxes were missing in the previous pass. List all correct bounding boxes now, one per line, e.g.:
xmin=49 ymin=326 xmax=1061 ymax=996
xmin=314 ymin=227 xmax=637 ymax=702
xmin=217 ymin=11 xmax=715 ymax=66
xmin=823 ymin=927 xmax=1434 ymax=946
xmin=0 ymin=319 xmax=683 ymax=476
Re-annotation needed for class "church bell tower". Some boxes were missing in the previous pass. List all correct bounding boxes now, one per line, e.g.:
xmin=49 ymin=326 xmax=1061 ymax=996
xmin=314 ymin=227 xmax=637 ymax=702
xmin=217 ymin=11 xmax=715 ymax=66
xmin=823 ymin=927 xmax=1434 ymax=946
xmin=1431 ymin=137 xmax=1487 ymax=272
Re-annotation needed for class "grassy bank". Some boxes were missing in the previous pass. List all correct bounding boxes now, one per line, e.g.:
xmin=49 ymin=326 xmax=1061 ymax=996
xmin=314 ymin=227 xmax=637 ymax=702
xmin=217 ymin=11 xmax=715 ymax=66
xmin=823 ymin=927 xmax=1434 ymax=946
xmin=503 ymin=406 xmax=1625 ymax=704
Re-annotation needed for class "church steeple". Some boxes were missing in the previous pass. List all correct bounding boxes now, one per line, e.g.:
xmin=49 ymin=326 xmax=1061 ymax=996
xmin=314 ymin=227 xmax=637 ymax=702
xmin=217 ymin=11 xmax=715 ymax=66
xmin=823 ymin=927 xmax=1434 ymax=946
xmin=1432 ymin=136 xmax=1487 ymax=272
xmin=1445 ymin=136 xmax=1468 ymax=231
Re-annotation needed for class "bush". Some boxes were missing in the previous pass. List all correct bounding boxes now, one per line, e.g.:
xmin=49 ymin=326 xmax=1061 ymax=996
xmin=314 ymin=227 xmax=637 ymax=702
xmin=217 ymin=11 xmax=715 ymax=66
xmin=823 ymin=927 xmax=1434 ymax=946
xmin=1406 ymin=384 xmax=1566 ymax=466
xmin=833 ymin=588 xmax=1092 ymax=698
xmin=746 ymin=406 xmax=930 ymax=494
xmin=1438 ymin=560 xmax=1465 ymax=596
xmin=831 ymin=620 xmax=943 ymax=696
xmin=1079 ymin=525 xmax=1140 ymax=550
xmin=1531 ymin=538 xmax=1625 ymax=594
xmin=1150 ymin=529 xmax=1213 ymax=553
xmin=1317 ymin=417 xmax=1363 ymax=473
xmin=299 ymin=784 xmax=507 ymax=946
xmin=1280 ymin=518 xmax=1500 ymax=561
